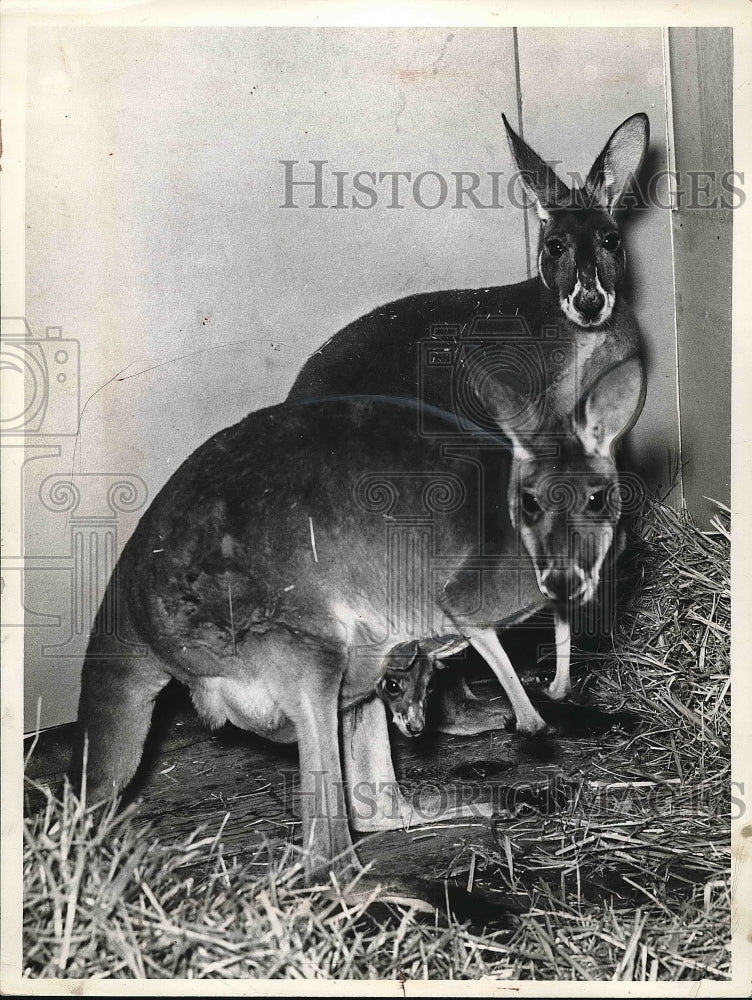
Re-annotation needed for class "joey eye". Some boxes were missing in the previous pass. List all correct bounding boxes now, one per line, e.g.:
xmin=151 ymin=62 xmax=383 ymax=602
xmin=602 ymin=232 xmax=621 ymax=253
xmin=521 ymin=491 xmax=542 ymax=517
xmin=545 ymin=238 xmax=566 ymax=258
xmin=383 ymin=677 xmax=402 ymax=697
xmin=587 ymin=490 xmax=607 ymax=513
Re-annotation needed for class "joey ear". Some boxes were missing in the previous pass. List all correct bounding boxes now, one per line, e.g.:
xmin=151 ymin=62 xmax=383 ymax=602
xmin=577 ymin=357 xmax=646 ymax=457
xmin=584 ymin=113 xmax=649 ymax=213
xmin=502 ymin=113 xmax=571 ymax=222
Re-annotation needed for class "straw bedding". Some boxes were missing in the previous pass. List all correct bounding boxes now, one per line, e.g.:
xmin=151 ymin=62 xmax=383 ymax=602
xmin=22 ymin=499 xmax=731 ymax=980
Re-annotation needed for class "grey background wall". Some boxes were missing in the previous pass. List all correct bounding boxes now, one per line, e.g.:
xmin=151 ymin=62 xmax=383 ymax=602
xmin=18 ymin=26 xmax=728 ymax=730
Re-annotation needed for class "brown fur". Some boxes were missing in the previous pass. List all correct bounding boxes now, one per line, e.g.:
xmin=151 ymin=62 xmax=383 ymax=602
xmin=74 ymin=360 xmax=642 ymax=880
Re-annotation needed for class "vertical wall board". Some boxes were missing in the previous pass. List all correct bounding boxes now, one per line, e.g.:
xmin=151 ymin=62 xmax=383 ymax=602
xmin=516 ymin=28 xmax=681 ymax=499
xmin=668 ymin=28 xmax=733 ymax=523
xmin=24 ymin=27 xmax=523 ymax=729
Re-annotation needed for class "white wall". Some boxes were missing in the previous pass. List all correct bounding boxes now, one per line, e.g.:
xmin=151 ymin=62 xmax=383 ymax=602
xmin=22 ymin=26 xmax=679 ymax=729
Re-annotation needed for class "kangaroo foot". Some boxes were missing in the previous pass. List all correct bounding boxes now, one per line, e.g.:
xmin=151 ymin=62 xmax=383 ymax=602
xmin=428 ymin=674 xmax=515 ymax=736
xmin=331 ymin=873 xmax=521 ymax=926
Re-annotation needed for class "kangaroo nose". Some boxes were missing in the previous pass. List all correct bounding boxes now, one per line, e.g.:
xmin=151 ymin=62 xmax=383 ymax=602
xmin=541 ymin=568 xmax=584 ymax=603
xmin=574 ymin=287 xmax=605 ymax=319
xmin=405 ymin=718 xmax=424 ymax=736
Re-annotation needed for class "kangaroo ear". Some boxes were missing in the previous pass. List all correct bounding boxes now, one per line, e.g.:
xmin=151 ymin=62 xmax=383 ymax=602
xmin=502 ymin=113 xmax=571 ymax=223
xmin=577 ymin=357 xmax=646 ymax=457
xmin=584 ymin=113 xmax=649 ymax=213
xmin=475 ymin=372 xmax=543 ymax=462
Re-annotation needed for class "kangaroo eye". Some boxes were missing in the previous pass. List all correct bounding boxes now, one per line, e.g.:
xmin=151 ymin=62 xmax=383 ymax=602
xmin=587 ymin=490 xmax=607 ymax=513
xmin=602 ymin=232 xmax=621 ymax=252
xmin=545 ymin=238 xmax=566 ymax=258
xmin=521 ymin=491 xmax=542 ymax=517
xmin=383 ymin=677 xmax=402 ymax=697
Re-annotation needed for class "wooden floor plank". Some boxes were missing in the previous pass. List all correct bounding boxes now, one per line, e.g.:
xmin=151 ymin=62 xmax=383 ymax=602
xmin=25 ymin=669 xmax=637 ymax=899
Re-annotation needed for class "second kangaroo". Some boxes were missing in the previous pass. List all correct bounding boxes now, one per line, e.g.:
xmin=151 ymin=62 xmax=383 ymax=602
xmin=289 ymin=112 xmax=650 ymax=425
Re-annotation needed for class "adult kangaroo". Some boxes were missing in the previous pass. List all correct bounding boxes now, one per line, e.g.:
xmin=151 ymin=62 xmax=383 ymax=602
xmin=288 ymin=113 xmax=650 ymax=722
xmin=73 ymin=359 xmax=643 ymax=881
xmin=288 ymin=113 xmax=649 ymax=428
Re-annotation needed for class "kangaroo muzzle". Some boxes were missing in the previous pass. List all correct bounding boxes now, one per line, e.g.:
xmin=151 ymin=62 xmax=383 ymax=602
xmin=540 ymin=565 xmax=590 ymax=604
xmin=405 ymin=705 xmax=426 ymax=736
xmin=563 ymin=270 xmax=615 ymax=327
xmin=394 ymin=711 xmax=425 ymax=738
xmin=573 ymin=285 xmax=606 ymax=320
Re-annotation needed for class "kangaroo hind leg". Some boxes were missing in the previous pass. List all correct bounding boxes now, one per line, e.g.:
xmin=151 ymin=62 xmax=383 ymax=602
xmin=341 ymin=696 xmax=415 ymax=833
xmin=262 ymin=638 xmax=361 ymax=881
xmin=342 ymin=693 xmax=494 ymax=828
